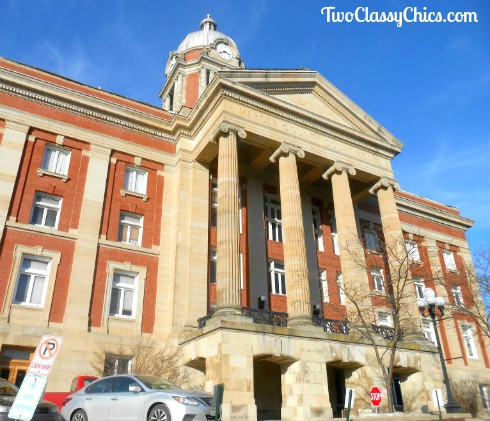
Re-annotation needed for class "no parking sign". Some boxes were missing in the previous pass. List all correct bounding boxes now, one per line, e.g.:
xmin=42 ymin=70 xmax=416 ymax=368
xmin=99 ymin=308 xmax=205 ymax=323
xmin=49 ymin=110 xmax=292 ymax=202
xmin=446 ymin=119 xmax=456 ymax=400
xmin=27 ymin=335 xmax=64 ymax=377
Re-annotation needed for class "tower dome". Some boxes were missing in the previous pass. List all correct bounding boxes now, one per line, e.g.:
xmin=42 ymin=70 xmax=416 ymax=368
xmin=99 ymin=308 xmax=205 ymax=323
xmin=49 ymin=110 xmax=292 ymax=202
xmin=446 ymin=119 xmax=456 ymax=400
xmin=176 ymin=14 xmax=240 ymax=55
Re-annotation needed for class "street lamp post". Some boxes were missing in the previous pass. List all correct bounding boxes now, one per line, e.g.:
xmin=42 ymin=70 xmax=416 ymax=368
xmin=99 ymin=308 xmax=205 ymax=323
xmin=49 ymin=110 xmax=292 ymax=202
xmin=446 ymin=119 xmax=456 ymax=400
xmin=417 ymin=288 xmax=462 ymax=414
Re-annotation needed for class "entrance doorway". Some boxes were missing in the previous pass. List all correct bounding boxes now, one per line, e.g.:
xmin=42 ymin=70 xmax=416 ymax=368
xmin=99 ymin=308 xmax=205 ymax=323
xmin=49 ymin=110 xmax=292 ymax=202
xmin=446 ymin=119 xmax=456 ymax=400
xmin=392 ymin=374 xmax=405 ymax=412
xmin=254 ymin=360 xmax=282 ymax=420
xmin=327 ymin=366 xmax=346 ymax=418
xmin=0 ymin=346 xmax=35 ymax=387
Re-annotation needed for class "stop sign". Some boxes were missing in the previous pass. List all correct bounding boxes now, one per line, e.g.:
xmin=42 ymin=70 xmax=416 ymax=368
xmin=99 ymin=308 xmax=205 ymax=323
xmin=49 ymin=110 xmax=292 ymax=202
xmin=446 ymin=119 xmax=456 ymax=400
xmin=370 ymin=386 xmax=382 ymax=407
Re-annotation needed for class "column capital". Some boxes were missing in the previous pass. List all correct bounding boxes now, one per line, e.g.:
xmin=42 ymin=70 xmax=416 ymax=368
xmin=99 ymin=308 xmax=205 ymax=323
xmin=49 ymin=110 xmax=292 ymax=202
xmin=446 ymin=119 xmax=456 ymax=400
xmin=369 ymin=177 xmax=400 ymax=195
xmin=220 ymin=121 xmax=247 ymax=138
xmin=269 ymin=142 xmax=305 ymax=163
xmin=322 ymin=161 xmax=356 ymax=181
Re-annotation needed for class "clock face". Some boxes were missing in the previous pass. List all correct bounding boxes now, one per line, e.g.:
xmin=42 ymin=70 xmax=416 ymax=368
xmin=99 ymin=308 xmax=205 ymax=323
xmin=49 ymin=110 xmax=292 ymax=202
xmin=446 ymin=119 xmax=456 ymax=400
xmin=216 ymin=43 xmax=233 ymax=60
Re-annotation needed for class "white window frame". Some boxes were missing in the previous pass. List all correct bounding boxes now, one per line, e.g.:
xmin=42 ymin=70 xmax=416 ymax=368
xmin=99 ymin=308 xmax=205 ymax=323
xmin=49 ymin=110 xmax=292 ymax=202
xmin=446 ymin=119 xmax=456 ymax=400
xmin=413 ymin=277 xmax=425 ymax=300
xmin=337 ymin=273 xmax=345 ymax=305
xmin=480 ymin=384 xmax=490 ymax=410
xmin=118 ymin=212 xmax=143 ymax=246
xmin=422 ymin=319 xmax=436 ymax=345
xmin=104 ymin=354 xmax=133 ymax=376
xmin=443 ymin=250 xmax=457 ymax=271
xmin=329 ymin=212 xmax=340 ymax=255
xmin=209 ymin=247 xmax=217 ymax=284
xmin=109 ymin=271 xmax=138 ymax=319
xmin=365 ymin=228 xmax=380 ymax=253
xmin=462 ymin=325 xmax=478 ymax=359
xmin=240 ymin=252 xmax=244 ymax=289
xmin=12 ymin=256 xmax=51 ymax=307
xmin=124 ymin=167 xmax=147 ymax=195
xmin=320 ymin=270 xmax=329 ymax=303
xmin=312 ymin=207 xmax=324 ymax=252
xmin=451 ymin=284 xmax=465 ymax=307
xmin=30 ymin=193 xmax=62 ymax=229
xmin=371 ymin=268 xmax=385 ymax=292
xmin=405 ymin=240 xmax=421 ymax=262
xmin=269 ymin=260 xmax=286 ymax=295
xmin=265 ymin=195 xmax=283 ymax=242
xmin=41 ymin=145 xmax=71 ymax=176
xmin=377 ymin=311 xmax=392 ymax=327
xmin=104 ymin=262 xmax=147 ymax=333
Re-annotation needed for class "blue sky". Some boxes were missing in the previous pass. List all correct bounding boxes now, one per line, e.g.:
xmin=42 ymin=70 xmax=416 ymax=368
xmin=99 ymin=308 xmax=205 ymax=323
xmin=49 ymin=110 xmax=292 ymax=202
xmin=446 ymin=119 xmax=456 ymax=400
xmin=1 ymin=0 xmax=489 ymax=253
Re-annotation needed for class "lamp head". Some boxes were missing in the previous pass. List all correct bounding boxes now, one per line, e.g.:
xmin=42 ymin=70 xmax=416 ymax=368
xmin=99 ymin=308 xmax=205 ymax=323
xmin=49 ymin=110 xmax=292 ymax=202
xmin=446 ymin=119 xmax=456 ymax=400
xmin=424 ymin=288 xmax=436 ymax=305
xmin=258 ymin=296 xmax=266 ymax=310
xmin=313 ymin=304 xmax=321 ymax=317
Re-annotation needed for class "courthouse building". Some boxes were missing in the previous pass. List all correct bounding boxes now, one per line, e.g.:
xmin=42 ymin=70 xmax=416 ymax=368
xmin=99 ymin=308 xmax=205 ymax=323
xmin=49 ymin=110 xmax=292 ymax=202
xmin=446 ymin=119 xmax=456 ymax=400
xmin=0 ymin=15 xmax=488 ymax=421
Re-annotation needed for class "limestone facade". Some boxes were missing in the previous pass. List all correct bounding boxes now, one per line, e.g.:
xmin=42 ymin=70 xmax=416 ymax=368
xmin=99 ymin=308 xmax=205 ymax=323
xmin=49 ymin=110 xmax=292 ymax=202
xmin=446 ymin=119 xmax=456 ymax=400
xmin=0 ymin=15 xmax=488 ymax=421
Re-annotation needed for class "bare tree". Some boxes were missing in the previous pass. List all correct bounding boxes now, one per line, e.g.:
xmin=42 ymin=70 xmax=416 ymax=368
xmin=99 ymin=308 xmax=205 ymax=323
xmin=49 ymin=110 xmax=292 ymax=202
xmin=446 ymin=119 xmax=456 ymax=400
xmin=320 ymin=229 xmax=441 ymax=413
xmin=92 ymin=337 xmax=201 ymax=389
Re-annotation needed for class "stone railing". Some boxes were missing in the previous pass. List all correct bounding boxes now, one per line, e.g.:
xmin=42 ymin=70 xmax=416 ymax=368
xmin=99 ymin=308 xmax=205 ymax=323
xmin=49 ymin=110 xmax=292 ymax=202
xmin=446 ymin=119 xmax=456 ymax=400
xmin=312 ymin=317 xmax=349 ymax=335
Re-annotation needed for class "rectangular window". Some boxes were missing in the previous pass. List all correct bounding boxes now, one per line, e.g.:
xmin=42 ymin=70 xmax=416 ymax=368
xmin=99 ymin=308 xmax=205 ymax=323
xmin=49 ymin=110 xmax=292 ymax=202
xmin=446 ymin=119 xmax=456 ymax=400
xmin=42 ymin=145 xmax=70 ymax=175
xmin=209 ymin=248 xmax=217 ymax=284
xmin=443 ymin=250 xmax=457 ymax=271
xmin=109 ymin=272 xmax=137 ymax=318
xmin=265 ymin=195 xmax=282 ymax=242
xmin=30 ymin=193 xmax=61 ymax=228
xmin=320 ymin=270 xmax=328 ymax=303
xmin=329 ymin=213 xmax=340 ymax=255
xmin=422 ymin=319 xmax=436 ymax=345
xmin=337 ymin=273 xmax=345 ymax=305
xmin=377 ymin=311 xmax=392 ymax=327
xmin=371 ymin=268 xmax=385 ymax=292
xmin=406 ymin=240 xmax=421 ymax=262
xmin=365 ymin=228 xmax=380 ymax=253
xmin=269 ymin=261 xmax=286 ymax=295
xmin=124 ymin=167 xmax=147 ymax=194
xmin=452 ymin=285 xmax=465 ymax=307
xmin=240 ymin=252 xmax=244 ymax=289
xmin=118 ymin=212 xmax=143 ymax=246
xmin=462 ymin=325 xmax=478 ymax=359
xmin=480 ymin=384 xmax=490 ymax=410
xmin=312 ymin=207 xmax=324 ymax=252
xmin=104 ymin=354 xmax=133 ymax=376
xmin=210 ymin=178 xmax=218 ymax=227
xmin=13 ymin=256 xmax=50 ymax=307
xmin=413 ymin=277 xmax=425 ymax=299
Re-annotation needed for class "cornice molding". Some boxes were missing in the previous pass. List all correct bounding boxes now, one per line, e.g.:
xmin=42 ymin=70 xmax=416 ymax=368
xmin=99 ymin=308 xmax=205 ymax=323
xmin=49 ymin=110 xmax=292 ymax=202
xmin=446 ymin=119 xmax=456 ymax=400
xmin=395 ymin=193 xmax=473 ymax=232
xmin=0 ymin=69 xmax=174 ymax=142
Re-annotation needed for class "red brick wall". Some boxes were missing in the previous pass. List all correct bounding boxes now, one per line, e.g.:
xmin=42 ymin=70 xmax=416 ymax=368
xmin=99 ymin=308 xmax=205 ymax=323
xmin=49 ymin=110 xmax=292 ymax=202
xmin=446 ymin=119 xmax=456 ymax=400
xmin=9 ymin=129 xmax=89 ymax=232
xmin=0 ymin=229 xmax=75 ymax=323
xmin=89 ymin=247 xmax=159 ymax=333
xmin=184 ymin=73 xmax=199 ymax=108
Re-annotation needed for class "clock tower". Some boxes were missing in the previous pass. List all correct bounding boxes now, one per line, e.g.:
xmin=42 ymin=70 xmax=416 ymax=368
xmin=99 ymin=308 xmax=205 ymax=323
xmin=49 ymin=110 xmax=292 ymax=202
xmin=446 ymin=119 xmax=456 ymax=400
xmin=160 ymin=15 xmax=244 ymax=113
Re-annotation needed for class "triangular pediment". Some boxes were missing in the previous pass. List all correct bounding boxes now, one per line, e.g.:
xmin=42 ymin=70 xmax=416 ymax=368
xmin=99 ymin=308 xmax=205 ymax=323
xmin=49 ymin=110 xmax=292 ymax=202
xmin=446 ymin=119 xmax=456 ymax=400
xmin=217 ymin=69 xmax=403 ymax=151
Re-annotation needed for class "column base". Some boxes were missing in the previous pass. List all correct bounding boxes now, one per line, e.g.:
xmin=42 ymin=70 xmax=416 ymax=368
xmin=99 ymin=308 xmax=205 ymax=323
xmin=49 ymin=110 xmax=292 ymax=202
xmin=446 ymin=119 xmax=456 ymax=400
xmin=288 ymin=315 xmax=315 ymax=328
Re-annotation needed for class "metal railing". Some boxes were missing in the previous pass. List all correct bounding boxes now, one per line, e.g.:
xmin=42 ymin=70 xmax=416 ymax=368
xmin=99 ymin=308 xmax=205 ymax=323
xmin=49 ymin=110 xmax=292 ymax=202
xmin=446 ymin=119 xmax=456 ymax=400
xmin=312 ymin=317 xmax=349 ymax=335
xmin=197 ymin=308 xmax=288 ymax=328
xmin=371 ymin=324 xmax=396 ymax=340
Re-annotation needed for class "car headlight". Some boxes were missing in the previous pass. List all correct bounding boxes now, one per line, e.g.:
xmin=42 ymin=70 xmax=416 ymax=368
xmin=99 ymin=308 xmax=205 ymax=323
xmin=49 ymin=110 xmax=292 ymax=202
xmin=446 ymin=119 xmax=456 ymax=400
xmin=173 ymin=396 xmax=199 ymax=406
xmin=0 ymin=405 xmax=10 ymax=413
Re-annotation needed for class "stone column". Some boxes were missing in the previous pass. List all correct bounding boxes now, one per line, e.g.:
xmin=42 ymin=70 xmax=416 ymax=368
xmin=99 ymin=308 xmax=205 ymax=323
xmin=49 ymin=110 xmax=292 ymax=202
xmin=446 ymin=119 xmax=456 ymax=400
xmin=0 ymin=121 xmax=29 ymax=243
xmin=63 ymin=144 xmax=111 ymax=329
xmin=215 ymin=122 xmax=246 ymax=316
xmin=369 ymin=178 xmax=422 ymax=337
xmin=323 ymin=162 xmax=371 ymax=321
xmin=270 ymin=143 xmax=311 ymax=326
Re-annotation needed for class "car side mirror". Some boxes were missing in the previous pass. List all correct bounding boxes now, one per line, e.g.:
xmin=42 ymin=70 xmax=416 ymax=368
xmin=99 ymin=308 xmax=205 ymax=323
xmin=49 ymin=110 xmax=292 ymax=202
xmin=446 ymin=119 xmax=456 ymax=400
xmin=129 ymin=385 xmax=142 ymax=393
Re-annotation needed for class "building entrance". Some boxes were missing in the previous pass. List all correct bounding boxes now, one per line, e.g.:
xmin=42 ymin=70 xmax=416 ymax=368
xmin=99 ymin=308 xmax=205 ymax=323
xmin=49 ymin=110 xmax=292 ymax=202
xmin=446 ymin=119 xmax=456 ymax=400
xmin=327 ymin=366 xmax=346 ymax=418
xmin=254 ymin=359 xmax=282 ymax=420
xmin=0 ymin=346 xmax=35 ymax=387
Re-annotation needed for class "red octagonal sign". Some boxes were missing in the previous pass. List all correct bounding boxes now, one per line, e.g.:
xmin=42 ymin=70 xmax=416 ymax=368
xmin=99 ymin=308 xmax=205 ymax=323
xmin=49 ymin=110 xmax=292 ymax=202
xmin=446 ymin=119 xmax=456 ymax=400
xmin=370 ymin=386 xmax=382 ymax=407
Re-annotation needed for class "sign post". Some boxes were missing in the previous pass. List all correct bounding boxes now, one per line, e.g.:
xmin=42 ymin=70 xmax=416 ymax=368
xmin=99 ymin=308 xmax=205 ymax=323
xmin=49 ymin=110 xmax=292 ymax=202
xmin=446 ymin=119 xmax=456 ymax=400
xmin=344 ymin=388 xmax=355 ymax=421
xmin=432 ymin=389 xmax=443 ymax=421
xmin=8 ymin=335 xmax=63 ymax=421
xmin=370 ymin=386 xmax=382 ymax=412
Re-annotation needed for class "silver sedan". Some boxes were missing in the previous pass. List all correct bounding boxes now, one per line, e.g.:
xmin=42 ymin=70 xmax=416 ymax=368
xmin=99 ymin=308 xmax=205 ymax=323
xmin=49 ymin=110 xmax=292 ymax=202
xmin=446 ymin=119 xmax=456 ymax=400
xmin=60 ymin=375 xmax=214 ymax=421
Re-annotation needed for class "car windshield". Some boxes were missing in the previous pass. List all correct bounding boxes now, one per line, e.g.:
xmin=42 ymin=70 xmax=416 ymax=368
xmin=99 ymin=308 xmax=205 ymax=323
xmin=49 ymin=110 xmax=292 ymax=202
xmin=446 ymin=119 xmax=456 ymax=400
xmin=0 ymin=379 xmax=18 ymax=396
xmin=135 ymin=376 xmax=181 ymax=390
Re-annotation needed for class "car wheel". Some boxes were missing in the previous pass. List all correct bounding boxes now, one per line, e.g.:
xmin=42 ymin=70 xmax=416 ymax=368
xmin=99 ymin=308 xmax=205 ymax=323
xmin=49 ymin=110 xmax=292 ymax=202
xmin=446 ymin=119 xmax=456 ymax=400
xmin=148 ymin=403 xmax=171 ymax=421
xmin=71 ymin=409 xmax=88 ymax=421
